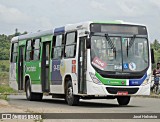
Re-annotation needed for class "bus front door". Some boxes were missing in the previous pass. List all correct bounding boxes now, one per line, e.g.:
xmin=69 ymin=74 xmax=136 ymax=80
xmin=18 ymin=46 xmax=25 ymax=90
xmin=78 ymin=37 xmax=87 ymax=94
xmin=41 ymin=41 xmax=51 ymax=92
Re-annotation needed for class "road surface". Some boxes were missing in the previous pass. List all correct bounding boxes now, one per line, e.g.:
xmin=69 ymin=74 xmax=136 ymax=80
xmin=0 ymin=95 xmax=159 ymax=121
xmin=7 ymin=95 xmax=160 ymax=113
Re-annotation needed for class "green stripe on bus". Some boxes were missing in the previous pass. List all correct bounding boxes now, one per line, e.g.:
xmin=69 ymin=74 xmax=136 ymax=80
xmin=19 ymin=40 xmax=26 ymax=46
xmin=93 ymin=21 xmax=122 ymax=24
xmin=95 ymin=72 xmax=126 ymax=86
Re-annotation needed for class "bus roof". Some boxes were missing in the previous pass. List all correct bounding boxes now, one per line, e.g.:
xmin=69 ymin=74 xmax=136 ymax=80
xmin=11 ymin=20 xmax=146 ymax=43
xmin=19 ymin=30 xmax=53 ymax=40
xmin=11 ymin=36 xmax=19 ymax=43
xmin=92 ymin=20 xmax=146 ymax=26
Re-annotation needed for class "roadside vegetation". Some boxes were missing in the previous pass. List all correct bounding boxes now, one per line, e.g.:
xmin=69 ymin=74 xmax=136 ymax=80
xmin=0 ymin=60 xmax=17 ymax=100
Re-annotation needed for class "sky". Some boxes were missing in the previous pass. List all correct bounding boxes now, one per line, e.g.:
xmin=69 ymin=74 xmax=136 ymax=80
xmin=0 ymin=0 xmax=160 ymax=42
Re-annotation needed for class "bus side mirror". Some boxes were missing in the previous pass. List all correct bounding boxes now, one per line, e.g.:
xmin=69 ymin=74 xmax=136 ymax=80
xmin=86 ymin=38 xmax=91 ymax=49
xmin=151 ymin=48 xmax=155 ymax=64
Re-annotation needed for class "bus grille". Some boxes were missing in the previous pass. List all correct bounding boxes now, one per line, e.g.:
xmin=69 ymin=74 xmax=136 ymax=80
xmin=106 ymin=87 xmax=139 ymax=94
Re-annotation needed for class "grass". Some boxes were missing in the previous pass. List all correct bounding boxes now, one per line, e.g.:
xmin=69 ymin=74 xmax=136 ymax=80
xmin=0 ymin=94 xmax=8 ymax=100
xmin=0 ymin=60 xmax=9 ymax=72
xmin=0 ymin=60 xmax=9 ymax=66
xmin=0 ymin=85 xmax=16 ymax=94
xmin=0 ymin=84 xmax=17 ymax=100
xmin=0 ymin=60 xmax=17 ymax=100
xmin=0 ymin=72 xmax=9 ymax=80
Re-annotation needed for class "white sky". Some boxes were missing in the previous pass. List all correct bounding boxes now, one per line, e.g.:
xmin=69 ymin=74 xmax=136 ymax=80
xmin=0 ymin=0 xmax=160 ymax=42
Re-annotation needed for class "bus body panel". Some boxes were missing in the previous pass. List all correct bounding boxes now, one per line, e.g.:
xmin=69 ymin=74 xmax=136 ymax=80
xmin=9 ymin=37 xmax=18 ymax=90
xmin=86 ymin=47 xmax=152 ymax=96
xmin=31 ymin=84 xmax=42 ymax=93
xmin=25 ymin=61 xmax=41 ymax=84
xmin=9 ymin=21 xmax=152 ymax=104
xmin=50 ymin=59 xmax=78 ymax=94
xmin=9 ymin=63 xmax=18 ymax=90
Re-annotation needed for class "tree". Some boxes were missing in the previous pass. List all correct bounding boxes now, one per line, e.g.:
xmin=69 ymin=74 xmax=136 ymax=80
xmin=153 ymin=39 xmax=160 ymax=51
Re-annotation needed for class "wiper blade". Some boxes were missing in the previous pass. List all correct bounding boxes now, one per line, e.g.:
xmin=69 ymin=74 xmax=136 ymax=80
xmin=126 ymin=34 xmax=136 ymax=57
xmin=105 ymin=34 xmax=115 ymax=49
xmin=127 ymin=39 xmax=129 ymax=57
xmin=128 ymin=34 xmax=136 ymax=49
xmin=105 ymin=34 xmax=116 ymax=58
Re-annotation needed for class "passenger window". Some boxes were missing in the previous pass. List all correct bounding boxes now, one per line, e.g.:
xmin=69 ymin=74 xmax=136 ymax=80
xmin=52 ymin=35 xmax=64 ymax=59
xmin=64 ymin=32 xmax=77 ymax=58
xmin=26 ymin=40 xmax=32 ymax=61
xmin=33 ymin=39 xmax=40 ymax=60
xmin=26 ymin=39 xmax=41 ymax=61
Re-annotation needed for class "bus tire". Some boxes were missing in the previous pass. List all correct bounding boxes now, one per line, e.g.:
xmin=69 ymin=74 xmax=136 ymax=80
xmin=65 ymin=81 xmax=79 ymax=106
xmin=25 ymin=80 xmax=43 ymax=101
xmin=117 ymin=96 xmax=130 ymax=106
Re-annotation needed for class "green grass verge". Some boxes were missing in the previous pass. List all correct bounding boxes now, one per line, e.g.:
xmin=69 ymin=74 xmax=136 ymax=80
xmin=0 ymin=60 xmax=9 ymax=72
xmin=0 ymin=84 xmax=17 ymax=100
xmin=0 ymin=94 xmax=8 ymax=100
xmin=0 ymin=85 xmax=16 ymax=94
xmin=0 ymin=60 xmax=9 ymax=66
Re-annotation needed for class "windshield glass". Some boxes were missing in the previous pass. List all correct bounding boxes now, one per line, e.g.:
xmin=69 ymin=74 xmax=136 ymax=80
xmin=91 ymin=35 xmax=149 ymax=72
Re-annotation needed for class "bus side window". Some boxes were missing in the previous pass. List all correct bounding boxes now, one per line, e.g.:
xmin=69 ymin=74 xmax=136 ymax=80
xmin=11 ymin=42 xmax=18 ymax=63
xmin=46 ymin=44 xmax=50 ymax=60
xmin=64 ymin=32 xmax=77 ymax=58
xmin=33 ymin=39 xmax=40 ymax=60
xmin=52 ymin=35 xmax=63 ymax=59
xmin=26 ymin=40 xmax=32 ymax=61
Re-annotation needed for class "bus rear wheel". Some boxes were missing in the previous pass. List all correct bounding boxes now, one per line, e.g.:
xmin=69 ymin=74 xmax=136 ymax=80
xmin=117 ymin=96 xmax=130 ymax=106
xmin=65 ymin=81 xmax=79 ymax=106
xmin=25 ymin=80 xmax=43 ymax=101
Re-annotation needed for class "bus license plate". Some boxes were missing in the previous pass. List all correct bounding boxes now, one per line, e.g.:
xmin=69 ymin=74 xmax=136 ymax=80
xmin=117 ymin=91 xmax=128 ymax=95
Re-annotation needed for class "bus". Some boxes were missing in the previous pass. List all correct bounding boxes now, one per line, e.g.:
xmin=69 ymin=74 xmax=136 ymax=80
xmin=9 ymin=21 xmax=153 ymax=106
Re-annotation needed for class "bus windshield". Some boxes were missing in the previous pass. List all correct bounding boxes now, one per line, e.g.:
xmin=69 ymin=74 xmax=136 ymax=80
xmin=91 ymin=35 xmax=149 ymax=72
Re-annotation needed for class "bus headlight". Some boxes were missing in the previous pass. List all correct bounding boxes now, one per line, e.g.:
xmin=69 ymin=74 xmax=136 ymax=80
xmin=89 ymin=72 xmax=102 ymax=85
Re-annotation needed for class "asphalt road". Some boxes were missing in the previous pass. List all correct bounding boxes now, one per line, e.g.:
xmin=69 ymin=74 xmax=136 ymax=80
xmin=0 ymin=95 xmax=158 ymax=121
xmin=7 ymin=95 xmax=160 ymax=114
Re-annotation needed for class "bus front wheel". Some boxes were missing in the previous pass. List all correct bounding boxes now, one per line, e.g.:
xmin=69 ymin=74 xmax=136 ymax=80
xmin=25 ymin=80 xmax=43 ymax=101
xmin=117 ymin=96 xmax=130 ymax=106
xmin=65 ymin=81 xmax=79 ymax=106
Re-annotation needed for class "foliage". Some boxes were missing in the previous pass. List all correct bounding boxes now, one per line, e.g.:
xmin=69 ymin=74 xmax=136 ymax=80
xmin=151 ymin=39 xmax=160 ymax=69
xmin=0 ymin=85 xmax=16 ymax=94
xmin=0 ymin=84 xmax=17 ymax=100
xmin=0 ymin=60 xmax=9 ymax=72
xmin=0 ymin=34 xmax=12 ymax=60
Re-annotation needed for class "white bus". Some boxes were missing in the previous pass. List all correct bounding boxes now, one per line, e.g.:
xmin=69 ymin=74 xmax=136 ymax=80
xmin=9 ymin=21 xmax=154 ymax=106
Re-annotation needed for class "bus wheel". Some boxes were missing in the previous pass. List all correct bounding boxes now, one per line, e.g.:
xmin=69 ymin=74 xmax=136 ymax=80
xmin=65 ymin=81 xmax=79 ymax=106
xmin=117 ymin=96 xmax=130 ymax=106
xmin=25 ymin=80 xmax=43 ymax=101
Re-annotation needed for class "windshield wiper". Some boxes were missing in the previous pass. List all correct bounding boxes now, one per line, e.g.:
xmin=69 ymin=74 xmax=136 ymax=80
xmin=126 ymin=39 xmax=129 ymax=57
xmin=127 ymin=34 xmax=136 ymax=57
xmin=105 ymin=34 xmax=116 ymax=58
xmin=128 ymin=34 xmax=136 ymax=49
